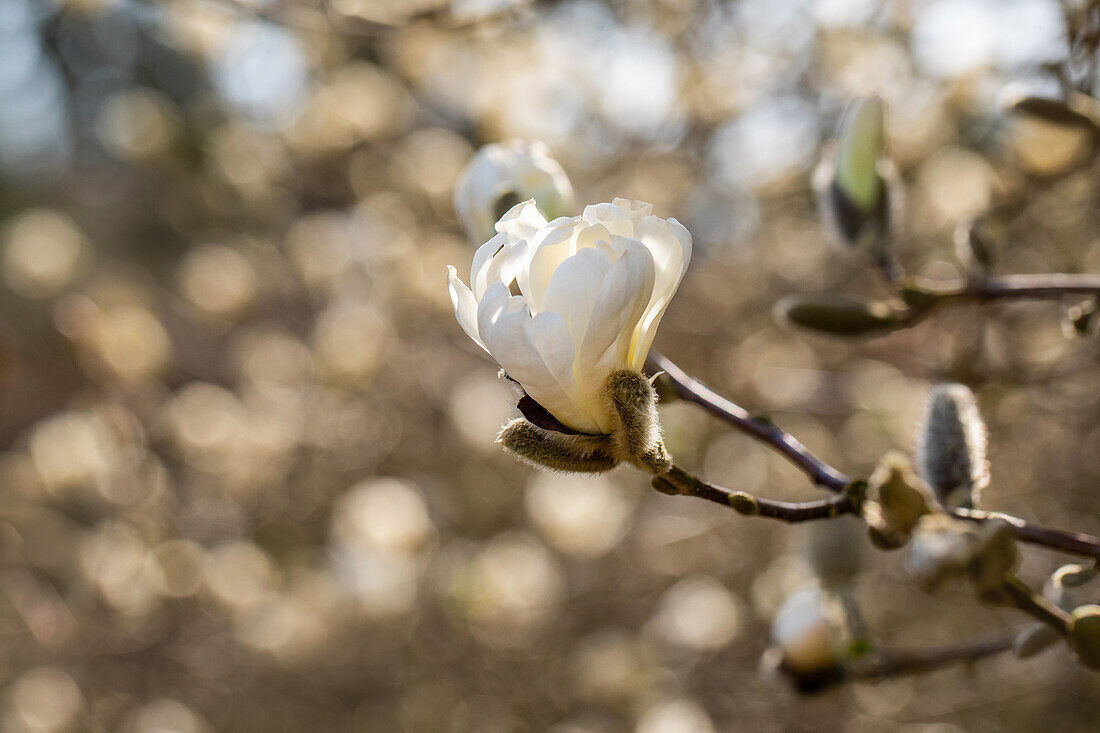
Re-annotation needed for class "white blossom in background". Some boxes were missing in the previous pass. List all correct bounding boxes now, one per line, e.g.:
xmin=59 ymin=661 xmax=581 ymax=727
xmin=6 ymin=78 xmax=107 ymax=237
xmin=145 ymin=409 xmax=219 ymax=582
xmin=770 ymin=587 xmax=849 ymax=673
xmin=447 ymin=198 xmax=691 ymax=434
xmin=454 ymin=140 xmax=575 ymax=244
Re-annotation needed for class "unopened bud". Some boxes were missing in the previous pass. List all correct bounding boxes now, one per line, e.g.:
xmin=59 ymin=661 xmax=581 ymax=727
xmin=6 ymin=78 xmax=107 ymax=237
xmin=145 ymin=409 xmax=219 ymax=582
xmin=815 ymin=97 xmax=899 ymax=256
xmin=905 ymin=513 xmax=977 ymax=591
xmin=775 ymin=294 xmax=903 ymax=337
xmin=915 ymin=384 xmax=989 ymax=510
xmin=771 ymin=587 xmax=850 ymax=676
xmin=803 ymin=517 xmax=862 ymax=587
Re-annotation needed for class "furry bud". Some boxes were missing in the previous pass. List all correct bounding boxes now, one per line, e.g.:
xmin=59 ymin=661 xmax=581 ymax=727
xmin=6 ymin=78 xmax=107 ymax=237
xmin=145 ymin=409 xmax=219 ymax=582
xmin=604 ymin=369 xmax=671 ymax=474
xmin=915 ymin=384 xmax=989 ymax=510
xmin=775 ymin=294 xmax=903 ymax=337
xmin=863 ymin=452 xmax=935 ymax=550
xmin=497 ymin=418 xmax=618 ymax=473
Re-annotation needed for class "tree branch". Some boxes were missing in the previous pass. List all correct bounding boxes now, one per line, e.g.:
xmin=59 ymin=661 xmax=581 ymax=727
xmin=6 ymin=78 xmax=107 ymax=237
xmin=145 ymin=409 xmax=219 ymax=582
xmin=649 ymin=352 xmax=1100 ymax=561
xmin=928 ymin=273 xmax=1100 ymax=301
xmin=653 ymin=465 xmax=855 ymax=522
xmin=647 ymin=352 xmax=851 ymax=491
xmin=846 ymin=629 xmax=1019 ymax=681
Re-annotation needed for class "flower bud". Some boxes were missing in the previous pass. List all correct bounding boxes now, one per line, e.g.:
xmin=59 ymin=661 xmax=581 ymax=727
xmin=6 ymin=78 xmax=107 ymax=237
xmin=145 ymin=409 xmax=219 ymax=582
xmin=775 ymin=294 xmax=903 ymax=337
xmin=1068 ymin=605 xmax=1100 ymax=670
xmin=915 ymin=383 xmax=989 ymax=510
xmin=905 ymin=513 xmax=977 ymax=591
xmin=453 ymin=140 xmax=575 ymax=244
xmin=770 ymin=587 xmax=850 ymax=676
xmin=863 ymin=452 xmax=934 ymax=550
xmin=814 ymin=97 xmax=898 ymax=255
xmin=905 ymin=514 xmax=1017 ymax=597
xmin=802 ymin=517 xmax=862 ymax=588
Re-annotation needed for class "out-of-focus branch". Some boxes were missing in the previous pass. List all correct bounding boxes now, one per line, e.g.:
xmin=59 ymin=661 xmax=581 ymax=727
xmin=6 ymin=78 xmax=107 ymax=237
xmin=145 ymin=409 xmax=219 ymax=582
xmin=653 ymin=465 xmax=855 ymax=522
xmin=998 ymin=575 xmax=1074 ymax=632
xmin=845 ymin=629 xmax=1019 ymax=682
xmin=649 ymin=353 xmax=1100 ymax=561
xmin=954 ymin=508 xmax=1100 ymax=561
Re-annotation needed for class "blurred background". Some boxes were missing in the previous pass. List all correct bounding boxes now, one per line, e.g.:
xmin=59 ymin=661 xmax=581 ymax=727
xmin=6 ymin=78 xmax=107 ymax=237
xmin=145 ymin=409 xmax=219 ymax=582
xmin=1 ymin=0 xmax=1099 ymax=730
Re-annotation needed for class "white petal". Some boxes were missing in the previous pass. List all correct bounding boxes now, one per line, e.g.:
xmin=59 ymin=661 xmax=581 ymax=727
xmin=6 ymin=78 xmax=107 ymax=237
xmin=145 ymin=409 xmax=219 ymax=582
xmin=628 ymin=216 xmax=692 ymax=368
xmin=447 ymin=265 xmax=486 ymax=352
xmin=524 ymin=222 xmax=576 ymax=312
xmin=470 ymin=232 xmax=508 ymax=298
xmin=578 ymin=240 xmax=655 ymax=376
xmin=495 ymin=199 xmax=547 ymax=241
xmin=478 ymin=285 xmax=597 ymax=433
xmin=526 ymin=311 xmax=602 ymax=433
xmin=539 ymin=247 xmax=612 ymax=340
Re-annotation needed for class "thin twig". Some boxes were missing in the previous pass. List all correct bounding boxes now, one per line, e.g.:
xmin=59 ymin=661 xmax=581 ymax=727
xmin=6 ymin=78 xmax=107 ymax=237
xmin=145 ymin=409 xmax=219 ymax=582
xmin=650 ymin=353 xmax=1100 ymax=561
xmin=917 ymin=274 xmax=1100 ymax=303
xmin=954 ymin=508 xmax=1100 ymax=561
xmin=999 ymin=575 xmax=1073 ymax=632
xmin=846 ymin=629 xmax=1019 ymax=682
xmin=654 ymin=465 xmax=855 ymax=522
xmin=647 ymin=352 xmax=851 ymax=491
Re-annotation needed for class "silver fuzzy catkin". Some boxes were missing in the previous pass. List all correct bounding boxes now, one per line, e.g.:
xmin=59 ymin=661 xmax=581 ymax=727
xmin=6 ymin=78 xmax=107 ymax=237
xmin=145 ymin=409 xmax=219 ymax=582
xmin=915 ymin=384 xmax=989 ymax=509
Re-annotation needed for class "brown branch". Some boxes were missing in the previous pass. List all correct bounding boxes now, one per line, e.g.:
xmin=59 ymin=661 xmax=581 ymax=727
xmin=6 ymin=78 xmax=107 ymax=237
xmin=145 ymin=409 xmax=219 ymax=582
xmin=846 ymin=629 xmax=1019 ymax=682
xmin=953 ymin=508 xmax=1100 ymax=561
xmin=653 ymin=465 xmax=855 ymax=522
xmin=998 ymin=575 xmax=1073 ymax=632
xmin=647 ymin=352 xmax=851 ymax=491
xmin=649 ymin=352 xmax=1100 ymax=561
xmin=909 ymin=273 xmax=1100 ymax=312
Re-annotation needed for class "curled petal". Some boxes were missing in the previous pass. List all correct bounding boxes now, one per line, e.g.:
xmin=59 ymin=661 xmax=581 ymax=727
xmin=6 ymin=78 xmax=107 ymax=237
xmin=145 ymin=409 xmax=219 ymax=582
xmin=447 ymin=266 xmax=486 ymax=351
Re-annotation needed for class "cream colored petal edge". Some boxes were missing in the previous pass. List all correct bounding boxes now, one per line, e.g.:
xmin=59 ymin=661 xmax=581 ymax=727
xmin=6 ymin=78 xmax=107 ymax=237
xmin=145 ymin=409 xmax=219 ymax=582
xmin=447 ymin=266 xmax=487 ymax=352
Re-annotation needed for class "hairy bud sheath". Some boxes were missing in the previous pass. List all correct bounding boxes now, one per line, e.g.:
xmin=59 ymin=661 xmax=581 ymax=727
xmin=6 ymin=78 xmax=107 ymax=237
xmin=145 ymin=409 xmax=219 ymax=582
xmin=498 ymin=369 xmax=670 ymax=475
xmin=915 ymin=384 xmax=989 ymax=509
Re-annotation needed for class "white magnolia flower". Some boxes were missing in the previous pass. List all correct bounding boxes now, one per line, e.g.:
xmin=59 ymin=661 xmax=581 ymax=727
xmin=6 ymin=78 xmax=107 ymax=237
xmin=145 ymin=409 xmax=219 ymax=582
xmin=454 ymin=140 xmax=575 ymax=244
xmin=447 ymin=198 xmax=691 ymax=435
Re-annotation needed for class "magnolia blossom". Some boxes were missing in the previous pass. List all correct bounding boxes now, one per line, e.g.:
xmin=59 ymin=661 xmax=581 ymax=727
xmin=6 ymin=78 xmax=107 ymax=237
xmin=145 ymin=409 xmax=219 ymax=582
xmin=447 ymin=198 xmax=691 ymax=435
xmin=454 ymin=140 xmax=575 ymax=244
